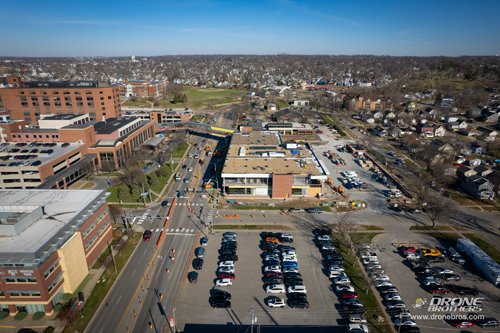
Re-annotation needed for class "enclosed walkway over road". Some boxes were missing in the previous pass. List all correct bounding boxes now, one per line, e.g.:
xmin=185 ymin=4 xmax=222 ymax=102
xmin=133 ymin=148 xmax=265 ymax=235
xmin=156 ymin=121 xmax=234 ymax=137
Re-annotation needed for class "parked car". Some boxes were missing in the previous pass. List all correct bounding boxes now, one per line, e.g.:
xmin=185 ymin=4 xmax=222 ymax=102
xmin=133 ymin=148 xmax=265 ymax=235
xmin=211 ymin=289 xmax=231 ymax=300
xmin=349 ymin=314 xmax=367 ymax=324
xmin=192 ymin=258 xmax=203 ymax=270
xmin=340 ymin=292 xmax=359 ymax=300
xmin=287 ymin=299 xmax=310 ymax=308
xmin=200 ymin=236 xmax=208 ymax=247
xmin=215 ymin=278 xmax=233 ymax=287
xmin=188 ymin=271 xmax=198 ymax=283
xmin=426 ymin=285 xmax=450 ymax=294
xmin=217 ymin=267 xmax=235 ymax=274
xmin=263 ymin=277 xmax=283 ymax=285
xmin=287 ymin=285 xmax=307 ymax=294
xmin=195 ymin=247 xmax=205 ymax=258
xmin=223 ymin=232 xmax=237 ymax=238
xmin=288 ymin=208 xmax=304 ymax=213
xmin=335 ymin=285 xmax=355 ymax=293
xmin=385 ymin=300 xmax=406 ymax=309
xmin=442 ymin=273 xmax=461 ymax=281
xmin=218 ymin=261 xmax=235 ymax=268
xmin=374 ymin=280 xmax=393 ymax=288
xmin=209 ymin=297 xmax=231 ymax=308
xmin=383 ymin=293 xmax=402 ymax=301
xmin=263 ymin=265 xmax=282 ymax=273
xmin=475 ymin=317 xmax=499 ymax=328
xmin=306 ymin=208 xmax=322 ymax=213
xmin=265 ymin=284 xmax=286 ymax=294
xmin=445 ymin=284 xmax=479 ymax=296
xmin=378 ymin=286 xmax=398 ymax=294
xmin=446 ymin=319 xmax=475 ymax=328
xmin=266 ymin=297 xmax=286 ymax=308
xmin=447 ymin=247 xmax=466 ymax=265
xmin=217 ymin=273 xmax=235 ymax=280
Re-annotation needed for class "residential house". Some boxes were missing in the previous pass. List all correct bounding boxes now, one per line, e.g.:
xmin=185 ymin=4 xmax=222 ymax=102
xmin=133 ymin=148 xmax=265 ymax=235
xmin=373 ymin=111 xmax=384 ymax=120
xmin=474 ymin=165 xmax=492 ymax=177
xmin=447 ymin=121 xmax=468 ymax=131
xmin=434 ymin=125 xmax=446 ymax=137
xmin=471 ymin=145 xmax=488 ymax=155
xmin=417 ymin=124 xmax=445 ymax=138
xmin=459 ymin=129 xmax=478 ymax=137
xmin=476 ymin=127 xmax=497 ymax=142
xmin=456 ymin=166 xmax=477 ymax=178
xmin=460 ymin=175 xmax=495 ymax=199
xmin=479 ymin=110 xmax=499 ymax=123
xmin=385 ymin=111 xmax=396 ymax=120
xmin=484 ymin=169 xmax=500 ymax=195
xmin=373 ymin=127 xmax=388 ymax=137
xmin=444 ymin=115 xmax=459 ymax=123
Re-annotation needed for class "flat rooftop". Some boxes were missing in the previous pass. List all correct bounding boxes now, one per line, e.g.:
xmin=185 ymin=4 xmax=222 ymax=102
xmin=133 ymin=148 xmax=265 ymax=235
xmin=0 ymin=189 xmax=106 ymax=258
xmin=222 ymin=157 xmax=322 ymax=175
xmin=94 ymin=117 xmax=137 ymax=134
xmin=0 ymin=142 xmax=82 ymax=168
xmin=20 ymin=81 xmax=110 ymax=89
xmin=230 ymin=131 xmax=280 ymax=146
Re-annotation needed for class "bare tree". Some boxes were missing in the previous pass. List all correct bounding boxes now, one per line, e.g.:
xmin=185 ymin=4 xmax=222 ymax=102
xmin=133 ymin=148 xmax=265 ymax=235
xmin=119 ymin=167 xmax=145 ymax=189
xmin=423 ymin=193 xmax=450 ymax=229
xmin=109 ymin=205 xmax=123 ymax=225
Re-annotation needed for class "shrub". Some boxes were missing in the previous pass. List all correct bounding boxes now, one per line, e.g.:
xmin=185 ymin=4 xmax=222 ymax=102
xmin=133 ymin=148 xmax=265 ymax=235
xmin=33 ymin=311 xmax=45 ymax=320
xmin=0 ymin=310 xmax=9 ymax=320
xmin=14 ymin=311 xmax=27 ymax=320
xmin=53 ymin=303 xmax=63 ymax=312
xmin=43 ymin=326 xmax=55 ymax=333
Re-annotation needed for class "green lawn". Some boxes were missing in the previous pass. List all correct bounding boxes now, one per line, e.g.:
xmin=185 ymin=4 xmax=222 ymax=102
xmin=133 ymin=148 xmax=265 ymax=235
xmin=121 ymin=87 xmax=247 ymax=109
xmin=106 ymin=163 xmax=176 ymax=203
xmin=63 ymin=232 xmax=141 ymax=333
xmin=172 ymin=142 xmax=189 ymax=158
xmin=191 ymin=114 xmax=206 ymax=122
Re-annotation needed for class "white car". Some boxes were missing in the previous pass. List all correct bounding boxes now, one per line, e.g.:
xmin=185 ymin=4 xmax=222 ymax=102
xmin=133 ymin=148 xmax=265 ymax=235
xmin=405 ymin=253 xmax=420 ymax=260
xmin=265 ymin=284 xmax=286 ymax=294
xmin=349 ymin=314 xmax=367 ymax=324
xmin=188 ymin=153 xmax=193 ymax=158
xmin=215 ymin=278 xmax=232 ymax=287
xmin=329 ymin=270 xmax=344 ymax=278
xmin=329 ymin=265 xmax=344 ymax=272
xmin=218 ymin=261 xmax=235 ymax=268
xmin=333 ymin=275 xmax=351 ymax=285
xmin=217 ymin=267 xmax=235 ymax=274
xmin=362 ymin=257 xmax=379 ymax=265
xmin=384 ymin=293 xmax=402 ymax=301
xmin=395 ymin=314 xmax=417 ymax=327
xmin=188 ymin=167 xmax=193 ymax=172
xmin=374 ymin=280 xmax=393 ymax=288
xmin=281 ymin=250 xmax=296 ymax=256
xmin=366 ymin=263 xmax=382 ymax=270
xmin=194 ymin=154 xmax=199 ymax=159
xmin=335 ymin=284 xmax=355 ymax=293
xmin=423 ymin=276 xmax=441 ymax=286
xmin=282 ymin=267 xmax=299 ymax=274
xmin=264 ymin=254 xmax=280 ymax=261
xmin=266 ymin=297 xmax=286 ymax=308
xmin=373 ymin=275 xmax=390 ymax=282
xmin=282 ymin=256 xmax=297 ymax=262
xmin=287 ymin=285 xmax=307 ymax=294
xmin=348 ymin=324 xmax=369 ymax=333
xmin=263 ymin=265 xmax=282 ymax=273
xmin=317 ymin=235 xmax=331 ymax=241
xmin=321 ymin=244 xmax=336 ymax=252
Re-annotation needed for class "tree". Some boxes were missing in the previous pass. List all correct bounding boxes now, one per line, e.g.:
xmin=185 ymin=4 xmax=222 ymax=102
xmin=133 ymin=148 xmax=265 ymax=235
xmin=119 ymin=167 xmax=145 ymax=189
xmin=155 ymin=167 xmax=169 ymax=178
xmin=423 ymin=193 xmax=450 ymax=229
xmin=109 ymin=205 xmax=123 ymax=225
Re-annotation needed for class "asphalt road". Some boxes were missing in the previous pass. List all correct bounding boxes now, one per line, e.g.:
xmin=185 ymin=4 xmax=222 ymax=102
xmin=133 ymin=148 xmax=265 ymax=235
xmin=85 ymin=109 xmax=227 ymax=333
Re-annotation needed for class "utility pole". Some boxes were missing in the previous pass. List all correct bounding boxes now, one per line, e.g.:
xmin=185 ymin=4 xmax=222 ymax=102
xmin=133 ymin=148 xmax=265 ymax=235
xmin=250 ymin=305 xmax=256 ymax=333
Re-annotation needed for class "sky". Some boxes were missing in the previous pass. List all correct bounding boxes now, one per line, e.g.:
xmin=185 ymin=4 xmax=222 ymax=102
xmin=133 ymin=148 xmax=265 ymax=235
xmin=1 ymin=0 xmax=499 ymax=57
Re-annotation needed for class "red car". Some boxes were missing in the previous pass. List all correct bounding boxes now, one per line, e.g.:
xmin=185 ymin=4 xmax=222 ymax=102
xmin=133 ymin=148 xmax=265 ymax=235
xmin=339 ymin=292 xmax=359 ymax=299
xmin=399 ymin=246 xmax=417 ymax=255
xmin=142 ymin=230 xmax=152 ymax=241
xmin=217 ymin=273 xmax=235 ymax=280
xmin=264 ymin=272 xmax=283 ymax=279
xmin=449 ymin=320 xmax=475 ymax=328
xmin=427 ymin=286 xmax=450 ymax=294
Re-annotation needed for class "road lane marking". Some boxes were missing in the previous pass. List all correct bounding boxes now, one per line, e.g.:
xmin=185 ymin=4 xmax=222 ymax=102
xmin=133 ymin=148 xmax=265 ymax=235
xmin=116 ymin=295 xmax=122 ymax=304
xmin=131 ymin=269 xmax=136 ymax=277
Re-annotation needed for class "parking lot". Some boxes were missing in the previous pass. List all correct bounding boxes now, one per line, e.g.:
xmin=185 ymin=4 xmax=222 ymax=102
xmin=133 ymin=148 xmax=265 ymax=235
xmin=372 ymin=233 xmax=500 ymax=333
xmin=174 ymin=230 xmax=344 ymax=330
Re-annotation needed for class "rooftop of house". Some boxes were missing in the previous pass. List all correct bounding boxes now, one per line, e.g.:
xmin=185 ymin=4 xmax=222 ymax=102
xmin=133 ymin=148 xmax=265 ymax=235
xmin=230 ymin=131 xmax=281 ymax=146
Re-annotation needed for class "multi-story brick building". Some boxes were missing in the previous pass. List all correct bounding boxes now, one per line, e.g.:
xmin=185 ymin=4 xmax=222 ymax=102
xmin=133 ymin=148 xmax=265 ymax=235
xmin=221 ymin=131 xmax=327 ymax=198
xmin=122 ymin=80 xmax=167 ymax=98
xmin=0 ymin=78 xmax=122 ymax=124
xmin=0 ymin=141 xmax=91 ymax=190
xmin=123 ymin=108 xmax=193 ymax=124
xmin=0 ymin=189 xmax=112 ymax=315
xmin=7 ymin=113 xmax=155 ymax=172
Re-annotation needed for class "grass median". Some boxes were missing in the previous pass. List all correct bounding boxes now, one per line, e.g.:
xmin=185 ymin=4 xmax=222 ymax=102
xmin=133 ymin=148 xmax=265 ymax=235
xmin=333 ymin=232 xmax=392 ymax=333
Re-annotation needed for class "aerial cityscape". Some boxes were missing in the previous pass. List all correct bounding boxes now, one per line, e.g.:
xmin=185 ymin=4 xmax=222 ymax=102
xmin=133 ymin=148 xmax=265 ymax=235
xmin=0 ymin=1 xmax=499 ymax=333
